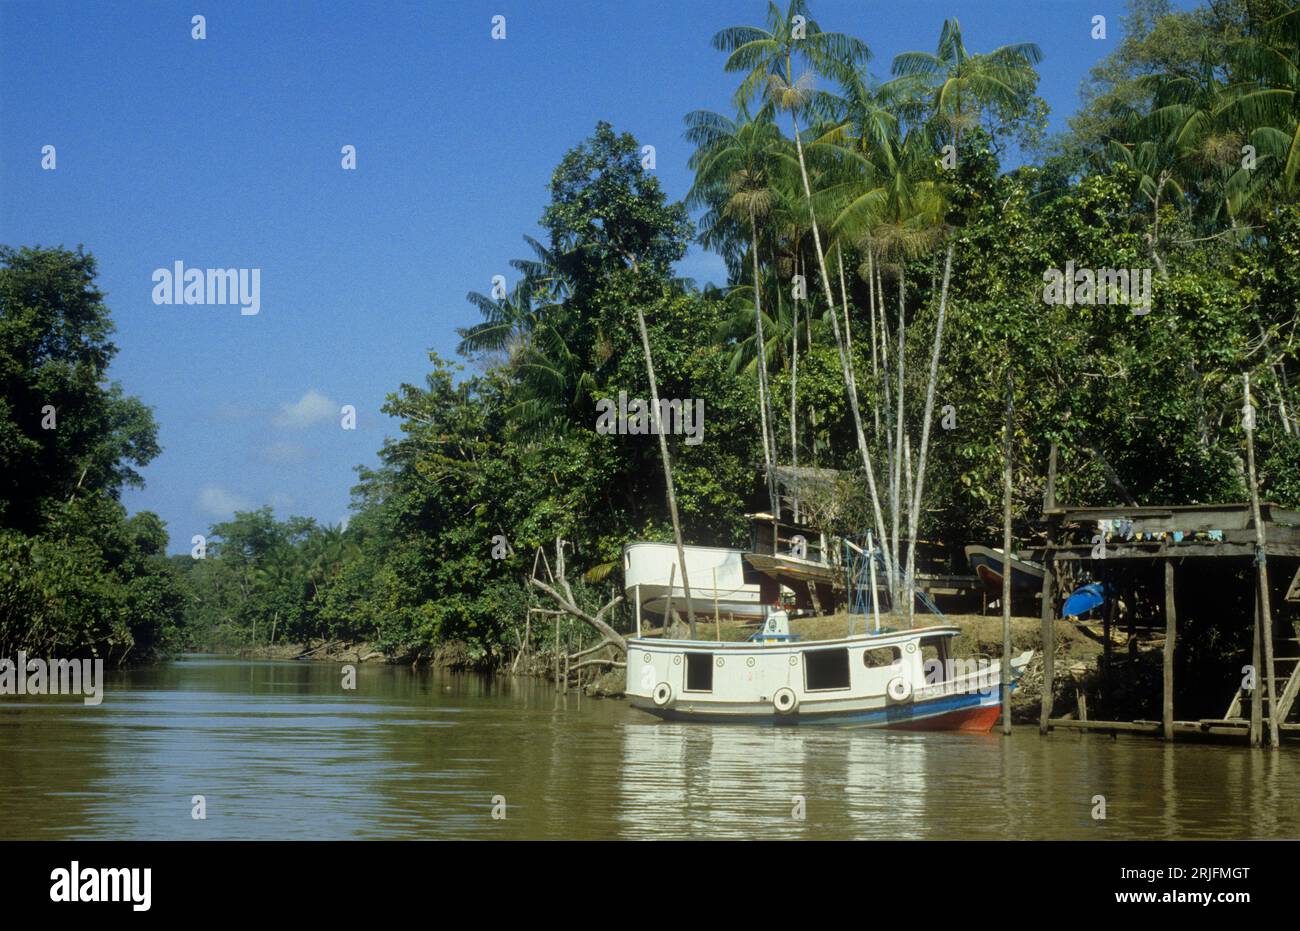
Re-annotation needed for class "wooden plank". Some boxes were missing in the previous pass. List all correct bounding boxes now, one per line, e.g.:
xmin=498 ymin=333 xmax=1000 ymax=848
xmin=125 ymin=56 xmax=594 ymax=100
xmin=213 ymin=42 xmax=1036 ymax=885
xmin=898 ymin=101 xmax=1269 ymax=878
xmin=1044 ymin=501 xmax=1295 ymax=521
xmin=1251 ymin=591 xmax=1262 ymax=747
xmin=1050 ymin=543 xmax=1300 ymax=560
xmin=1052 ymin=718 xmax=1300 ymax=742
xmin=1001 ymin=372 xmax=1013 ymax=736
xmin=1039 ymin=444 xmax=1058 ymax=736
xmin=1286 ymin=565 xmax=1300 ymax=602
xmin=1049 ymin=718 xmax=1159 ymax=733
xmin=1244 ymin=373 xmax=1281 ymax=748
xmin=1270 ymin=631 xmax=1300 ymax=724
xmin=1164 ymin=559 xmax=1177 ymax=741
xmin=1198 ymin=718 xmax=1251 ymax=728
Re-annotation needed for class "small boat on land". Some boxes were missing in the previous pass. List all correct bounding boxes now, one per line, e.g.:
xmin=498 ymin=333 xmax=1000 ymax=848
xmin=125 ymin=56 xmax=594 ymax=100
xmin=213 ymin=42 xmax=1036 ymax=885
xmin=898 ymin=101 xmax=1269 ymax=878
xmin=623 ymin=542 xmax=765 ymax=622
xmin=626 ymin=616 xmax=1033 ymax=731
xmin=1061 ymin=581 xmax=1115 ymax=619
xmin=964 ymin=544 xmax=1044 ymax=595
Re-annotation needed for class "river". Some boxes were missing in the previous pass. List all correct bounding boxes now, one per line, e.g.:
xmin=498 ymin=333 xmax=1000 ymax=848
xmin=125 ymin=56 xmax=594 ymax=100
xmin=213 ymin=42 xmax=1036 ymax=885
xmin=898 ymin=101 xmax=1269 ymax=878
xmin=1 ymin=655 xmax=1297 ymax=840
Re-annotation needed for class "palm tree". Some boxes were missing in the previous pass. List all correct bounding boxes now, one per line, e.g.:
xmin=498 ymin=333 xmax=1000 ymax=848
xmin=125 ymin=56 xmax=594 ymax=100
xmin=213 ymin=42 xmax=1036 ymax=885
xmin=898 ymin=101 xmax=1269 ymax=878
xmin=890 ymin=17 xmax=1043 ymax=150
xmin=824 ymin=125 xmax=946 ymax=607
xmin=1139 ymin=40 xmax=1263 ymax=231
xmin=1107 ymin=137 xmax=1184 ymax=276
xmin=457 ymin=276 xmax=549 ymax=366
xmin=457 ymin=247 xmax=595 ymax=435
xmin=713 ymin=0 xmax=897 ymax=588
xmin=813 ymin=69 xmax=903 ymax=428
xmin=685 ymin=107 xmax=792 ymax=512
xmin=1227 ymin=6 xmax=1300 ymax=196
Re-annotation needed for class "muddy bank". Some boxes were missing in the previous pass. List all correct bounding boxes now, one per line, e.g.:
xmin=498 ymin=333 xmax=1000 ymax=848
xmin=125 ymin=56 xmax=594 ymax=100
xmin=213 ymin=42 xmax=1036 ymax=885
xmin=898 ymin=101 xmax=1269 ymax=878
xmin=230 ymin=640 xmax=386 ymax=663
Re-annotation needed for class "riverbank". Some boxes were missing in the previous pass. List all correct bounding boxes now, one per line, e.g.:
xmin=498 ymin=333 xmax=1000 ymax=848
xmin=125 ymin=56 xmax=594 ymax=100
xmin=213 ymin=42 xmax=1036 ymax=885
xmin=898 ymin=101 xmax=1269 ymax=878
xmin=231 ymin=640 xmax=387 ymax=664
xmin=223 ymin=612 xmax=1119 ymax=721
xmin=229 ymin=638 xmax=500 ymax=669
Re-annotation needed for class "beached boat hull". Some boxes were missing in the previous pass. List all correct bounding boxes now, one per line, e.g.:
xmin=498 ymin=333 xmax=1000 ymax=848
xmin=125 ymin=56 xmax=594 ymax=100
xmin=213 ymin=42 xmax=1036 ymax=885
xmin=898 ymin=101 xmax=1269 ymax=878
xmin=965 ymin=544 xmax=1044 ymax=595
xmin=623 ymin=541 xmax=764 ymax=622
xmin=625 ymin=625 xmax=1032 ymax=733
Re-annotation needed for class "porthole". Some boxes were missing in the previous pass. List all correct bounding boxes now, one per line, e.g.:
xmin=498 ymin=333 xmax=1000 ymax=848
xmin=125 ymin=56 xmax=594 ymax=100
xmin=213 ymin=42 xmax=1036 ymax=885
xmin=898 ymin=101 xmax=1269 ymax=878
xmin=716 ymin=657 xmax=725 ymax=667
xmin=905 ymin=642 xmax=917 ymax=654
xmin=789 ymin=655 xmax=798 ymax=666
xmin=747 ymin=657 xmax=756 ymax=668
xmin=673 ymin=655 xmax=682 ymax=665
xmin=642 ymin=653 xmax=652 ymax=663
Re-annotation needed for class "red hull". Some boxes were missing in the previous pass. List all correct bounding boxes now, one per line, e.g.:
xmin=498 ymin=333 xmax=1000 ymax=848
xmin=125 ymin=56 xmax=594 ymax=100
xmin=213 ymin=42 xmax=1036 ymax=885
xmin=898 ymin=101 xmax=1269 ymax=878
xmin=886 ymin=703 xmax=1003 ymax=733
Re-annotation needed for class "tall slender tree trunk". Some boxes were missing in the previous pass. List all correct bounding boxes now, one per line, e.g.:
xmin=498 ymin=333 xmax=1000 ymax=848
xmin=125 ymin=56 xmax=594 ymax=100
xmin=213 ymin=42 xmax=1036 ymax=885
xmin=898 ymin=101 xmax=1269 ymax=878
xmin=768 ymin=251 xmax=786 ymax=474
xmin=633 ymin=295 xmax=696 ymax=637
xmin=878 ymin=261 xmax=896 ymax=608
xmin=1001 ymin=367 xmax=1014 ymax=734
xmin=790 ymin=256 xmax=800 ymax=523
xmin=891 ymin=269 xmax=906 ymax=610
xmin=788 ymin=108 xmax=895 ymax=589
xmin=749 ymin=213 xmax=779 ymax=515
xmin=836 ymin=246 xmax=859 ymax=404
xmin=904 ymin=244 xmax=955 ymax=629
xmin=864 ymin=247 xmax=881 ymax=436
xmin=836 ymin=247 xmax=853 ymax=362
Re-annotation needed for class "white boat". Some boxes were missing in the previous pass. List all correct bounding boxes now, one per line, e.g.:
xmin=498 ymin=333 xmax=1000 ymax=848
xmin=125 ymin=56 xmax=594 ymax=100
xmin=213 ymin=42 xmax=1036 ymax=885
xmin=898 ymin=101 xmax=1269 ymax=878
xmin=623 ymin=542 xmax=764 ymax=623
xmin=626 ymin=619 xmax=1034 ymax=731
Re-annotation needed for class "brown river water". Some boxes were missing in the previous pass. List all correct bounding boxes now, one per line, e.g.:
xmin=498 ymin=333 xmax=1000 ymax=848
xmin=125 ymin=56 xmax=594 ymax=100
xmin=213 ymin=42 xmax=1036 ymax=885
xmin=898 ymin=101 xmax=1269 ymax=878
xmin=1 ymin=654 xmax=1298 ymax=840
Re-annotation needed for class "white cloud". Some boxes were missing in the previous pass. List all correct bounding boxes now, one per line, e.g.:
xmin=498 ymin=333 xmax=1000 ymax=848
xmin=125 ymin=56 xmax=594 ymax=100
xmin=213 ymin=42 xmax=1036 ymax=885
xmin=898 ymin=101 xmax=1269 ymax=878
xmin=274 ymin=390 xmax=337 ymax=429
xmin=196 ymin=485 xmax=254 ymax=519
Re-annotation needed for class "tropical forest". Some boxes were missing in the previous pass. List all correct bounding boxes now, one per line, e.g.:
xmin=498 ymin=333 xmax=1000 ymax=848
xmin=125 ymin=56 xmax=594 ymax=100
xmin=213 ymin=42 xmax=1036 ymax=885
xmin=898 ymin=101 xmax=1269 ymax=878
xmin=3 ymin=0 xmax=1299 ymax=671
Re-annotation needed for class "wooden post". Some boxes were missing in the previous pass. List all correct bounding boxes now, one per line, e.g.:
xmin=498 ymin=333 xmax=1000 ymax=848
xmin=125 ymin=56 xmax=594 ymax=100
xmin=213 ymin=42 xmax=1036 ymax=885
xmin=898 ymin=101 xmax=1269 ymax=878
xmin=867 ymin=530 xmax=881 ymax=634
xmin=1244 ymin=373 xmax=1281 ymax=747
xmin=1001 ymin=371 xmax=1014 ymax=735
xmin=633 ymin=299 xmax=696 ymax=639
xmin=1251 ymin=590 xmax=1263 ymax=746
xmin=1102 ymin=567 xmax=1112 ymax=694
xmin=662 ymin=563 xmax=677 ymax=639
xmin=1039 ymin=443 xmax=1058 ymax=734
xmin=713 ymin=568 xmax=720 ymax=641
xmin=1163 ymin=559 xmax=1177 ymax=741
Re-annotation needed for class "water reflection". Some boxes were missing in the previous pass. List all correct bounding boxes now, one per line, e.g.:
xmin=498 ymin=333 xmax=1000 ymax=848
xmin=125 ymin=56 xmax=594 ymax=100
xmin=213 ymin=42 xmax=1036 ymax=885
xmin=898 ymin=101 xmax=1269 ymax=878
xmin=0 ymin=655 xmax=1296 ymax=840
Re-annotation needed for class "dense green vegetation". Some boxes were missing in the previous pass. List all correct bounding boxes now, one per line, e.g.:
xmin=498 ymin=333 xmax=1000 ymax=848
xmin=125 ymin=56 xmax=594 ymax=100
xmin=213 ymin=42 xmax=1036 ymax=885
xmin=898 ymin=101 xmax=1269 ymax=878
xmin=4 ymin=0 xmax=1298 ymax=668
xmin=0 ymin=246 xmax=184 ymax=661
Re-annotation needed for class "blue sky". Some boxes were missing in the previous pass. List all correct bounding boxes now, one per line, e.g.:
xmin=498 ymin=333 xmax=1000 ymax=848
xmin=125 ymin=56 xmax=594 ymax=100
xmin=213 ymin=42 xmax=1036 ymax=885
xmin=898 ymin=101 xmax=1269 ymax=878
xmin=0 ymin=0 xmax=1192 ymax=552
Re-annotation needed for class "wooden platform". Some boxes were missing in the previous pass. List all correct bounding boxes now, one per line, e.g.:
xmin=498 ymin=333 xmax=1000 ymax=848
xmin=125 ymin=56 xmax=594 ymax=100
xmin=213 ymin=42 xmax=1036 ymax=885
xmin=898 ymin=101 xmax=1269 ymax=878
xmin=1048 ymin=717 xmax=1300 ymax=742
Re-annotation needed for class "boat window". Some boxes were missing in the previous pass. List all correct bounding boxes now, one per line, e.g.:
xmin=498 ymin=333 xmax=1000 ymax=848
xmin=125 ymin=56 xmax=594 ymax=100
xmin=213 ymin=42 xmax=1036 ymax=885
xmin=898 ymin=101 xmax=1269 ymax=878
xmin=920 ymin=637 xmax=949 ymax=684
xmin=863 ymin=646 xmax=901 ymax=668
xmin=684 ymin=652 xmax=713 ymax=692
xmin=804 ymin=648 xmax=851 ymax=691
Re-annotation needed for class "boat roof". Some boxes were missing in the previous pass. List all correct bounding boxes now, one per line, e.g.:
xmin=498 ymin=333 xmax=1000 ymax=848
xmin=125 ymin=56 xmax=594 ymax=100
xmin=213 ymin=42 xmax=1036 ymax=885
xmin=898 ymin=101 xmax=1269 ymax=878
xmin=622 ymin=540 xmax=746 ymax=555
xmin=629 ymin=624 xmax=960 ymax=651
